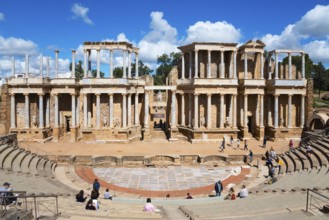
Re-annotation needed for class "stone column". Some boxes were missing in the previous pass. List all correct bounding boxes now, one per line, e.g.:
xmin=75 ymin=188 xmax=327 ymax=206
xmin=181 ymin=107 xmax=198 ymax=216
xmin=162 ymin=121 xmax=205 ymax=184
xmin=122 ymin=94 xmax=127 ymax=128
xmin=46 ymin=96 xmax=50 ymax=127
xmin=244 ymin=52 xmax=248 ymax=79
xmin=38 ymin=94 xmax=44 ymax=128
xmin=233 ymin=51 xmax=237 ymax=79
xmin=83 ymin=49 xmax=88 ymax=78
xmin=275 ymin=52 xmax=279 ymax=79
xmin=76 ymin=96 xmax=80 ymax=127
xmin=268 ymin=54 xmax=272 ymax=80
xmin=171 ymin=91 xmax=177 ymax=128
xmin=127 ymin=94 xmax=131 ymax=127
xmin=181 ymin=93 xmax=185 ymax=126
xmin=182 ymin=53 xmax=185 ymax=79
xmin=96 ymin=94 xmax=101 ymax=129
xmin=260 ymin=52 xmax=264 ymax=79
xmin=288 ymin=52 xmax=292 ymax=79
xmin=96 ymin=49 xmax=101 ymax=78
xmin=24 ymin=94 xmax=30 ymax=128
xmin=83 ymin=94 xmax=88 ymax=128
xmin=135 ymin=53 xmax=139 ymax=79
xmin=135 ymin=93 xmax=139 ymax=126
xmin=109 ymin=94 xmax=114 ymax=128
xmin=274 ymin=95 xmax=279 ymax=128
xmin=189 ymin=93 xmax=192 ymax=126
xmin=220 ymin=50 xmax=225 ymax=78
xmin=88 ymin=50 xmax=92 ymax=78
xmin=25 ymin=54 xmax=29 ymax=78
xmin=288 ymin=94 xmax=292 ymax=128
xmin=301 ymin=53 xmax=305 ymax=79
xmin=220 ymin=94 xmax=225 ymax=128
xmin=194 ymin=94 xmax=199 ymax=129
xmin=110 ymin=50 xmax=113 ymax=78
xmin=260 ymin=94 xmax=264 ymax=127
xmin=233 ymin=94 xmax=237 ymax=128
xmin=54 ymin=94 xmax=59 ymax=128
xmin=46 ymin=56 xmax=50 ymax=77
xmin=11 ymin=57 xmax=15 ymax=77
xmin=189 ymin=51 xmax=192 ymax=79
xmin=207 ymin=50 xmax=211 ymax=78
xmin=123 ymin=50 xmax=126 ymax=78
xmin=244 ymin=94 xmax=248 ymax=127
xmin=72 ymin=50 xmax=76 ymax=78
xmin=267 ymin=96 xmax=272 ymax=126
xmin=144 ymin=91 xmax=149 ymax=127
xmin=10 ymin=94 xmax=16 ymax=128
xmin=300 ymin=95 xmax=305 ymax=128
xmin=128 ymin=51 xmax=132 ymax=78
xmin=71 ymin=93 xmax=76 ymax=128
xmin=207 ymin=93 xmax=211 ymax=128
xmin=39 ymin=54 xmax=43 ymax=78
xmin=194 ymin=50 xmax=199 ymax=78
xmin=55 ymin=50 xmax=59 ymax=78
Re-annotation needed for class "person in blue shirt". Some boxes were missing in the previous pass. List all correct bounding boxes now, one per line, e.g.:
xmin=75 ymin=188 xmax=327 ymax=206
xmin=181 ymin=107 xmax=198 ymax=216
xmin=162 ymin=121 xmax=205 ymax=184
xmin=214 ymin=180 xmax=223 ymax=197
xmin=93 ymin=179 xmax=100 ymax=193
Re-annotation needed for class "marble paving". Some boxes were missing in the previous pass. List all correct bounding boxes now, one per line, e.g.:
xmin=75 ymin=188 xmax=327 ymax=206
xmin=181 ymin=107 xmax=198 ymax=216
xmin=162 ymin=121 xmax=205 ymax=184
xmin=93 ymin=166 xmax=241 ymax=191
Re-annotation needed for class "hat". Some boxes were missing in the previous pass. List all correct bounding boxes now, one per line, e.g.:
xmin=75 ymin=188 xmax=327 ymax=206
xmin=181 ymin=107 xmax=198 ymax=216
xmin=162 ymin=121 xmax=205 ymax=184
xmin=3 ymin=182 xmax=10 ymax=186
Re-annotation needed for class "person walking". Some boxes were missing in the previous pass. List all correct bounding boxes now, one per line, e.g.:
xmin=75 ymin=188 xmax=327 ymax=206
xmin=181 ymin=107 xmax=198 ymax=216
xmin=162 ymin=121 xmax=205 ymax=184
xmin=214 ymin=180 xmax=223 ymax=197
xmin=93 ymin=179 xmax=100 ymax=193
xmin=244 ymin=139 xmax=248 ymax=150
xmin=249 ymin=150 xmax=253 ymax=163
xmin=263 ymin=136 xmax=267 ymax=148
xmin=230 ymin=135 xmax=234 ymax=147
xmin=236 ymin=139 xmax=240 ymax=150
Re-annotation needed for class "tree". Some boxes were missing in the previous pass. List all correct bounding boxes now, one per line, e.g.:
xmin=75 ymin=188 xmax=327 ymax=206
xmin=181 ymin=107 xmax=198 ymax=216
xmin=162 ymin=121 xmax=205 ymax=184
xmin=154 ymin=52 xmax=181 ymax=85
xmin=312 ymin=62 xmax=329 ymax=97
xmin=113 ymin=67 xmax=123 ymax=78
xmin=131 ymin=61 xmax=153 ymax=77
xmin=69 ymin=60 xmax=84 ymax=80
xmin=91 ymin=69 xmax=105 ymax=78
xmin=281 ymin=54 xmax=313 ymax=79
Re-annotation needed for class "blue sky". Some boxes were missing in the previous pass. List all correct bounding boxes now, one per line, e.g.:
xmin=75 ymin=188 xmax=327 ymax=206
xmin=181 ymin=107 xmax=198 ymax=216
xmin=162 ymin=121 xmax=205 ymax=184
xmin=0 ymin=0 xmax=329 ymax=77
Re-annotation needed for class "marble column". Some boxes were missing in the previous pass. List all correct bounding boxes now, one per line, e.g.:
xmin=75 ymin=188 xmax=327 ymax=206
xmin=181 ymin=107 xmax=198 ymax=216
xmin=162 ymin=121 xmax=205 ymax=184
xmin=128 ymin=51 xmax=131 ymax=78
xmin=83 ymin=49 xmax=88 ymax=78
xmin=233 ymin=94 xmax=237 ymax=128
xmin=122 ymin=94 xmax=127 ymax=128
xmin=71 ymin=94 xmax=76 ymax=128
xmin=194 ymin=94 xmax=199 ymax=129
xmin=171 ymin=91 xmax=177 ymax=128
xmin=127 ymin=94 xmax=131 ymax=127
xmin=24 ymin=94 xmax=30 ymax=128
xmin=46 ymin=56 xmax=50 ymax=77
xmin=274 ymin=95 xmax=279 ymax=128
xmin=288 ymin=94 xmax=292 ymax=128
xmin=76 ymin=96 xmax=80 ymax=127
xmin=189 ymin=51 xmax=192 ymax=79
xmin=301 ymin=53 xmax=305 ymax=79
xmin=260 ymin=52 xmax=264 ymax=79
xmin=88 ymin=50 xmax=92 ymax=78
xmin=288 ymin=52 xmax=292 ymax=79
xmin=220 ymin=94 xmax=225 ymax=128
xmin=300 ymin=95 xmax=305 ymax=128
xmin=72 ymin=50 xmax=76 ymax=78
xmin=25 ymin=54 xmax=29 ymax=78
xmin=181 ymin=93 xmax=185 ymax=126
xmin=83 ymin=94 xmax=88 ymax=128
xmin=39 ymin=54 xmax=43 ymax=78
xmin=55 ymin=50 xmax=59 ymax=78
xmin=220 ymin=51 xmax=225 ymax=78
xmin=189 ymin=93 xmax=192 ymax=126
xmin=268 ymin=54 xmax=272 ymax=80
xmin=54 ymin=94 xmax=59 ymax=128
xmin=244 ymin=94 xmax=248 ymax=127
xmin=194 ymin=50 xmax=199 ymax=78
xmin=46 ymin=96 xmax=50 ymax=127
xmin=11 ymin=57 xmax=15 ymax=77
xmin=268 ymin=96 xmax=272 ymax=126
xmin=110 ymin=50 xmax=113 ymax=78
xmin=10 ymin=94 xmax=16 ymax=128
xmin=182 ymin=53 xmax=185 ymax=79
xmin=96 ymin=49 xmax=101 ymax=78
xmin=135 ymin=53 xmax=139 ymax=79
xmin=275 ymin=52 xmax=279 ymax=79
xmin=244 ymin=52 xmax=248 ymax=79
xmin=96 ymin=94 xmax=101 ymax=129
xmin=123 ymin=50 xmax=127 ymax=78
xmin=144 ymin=91 xmax=149 ymax=127
xmin=38 ymin=94 xmax=44 ymax=128
xmin=260 ymin=94 xmax=264 ymax=127
xmin=109 ymin=94 xmax=114 ymax=128
xmin=207 ymin=93 xmax=211 ymax=128
xmin=233 ymin=51 xmax=237 ymax=79
xmin=87 ymin=94 xmax=91 ymax=128
xmin=135 ymin=93 xmax=139 ymax=126
xmin=207 ymin=50 xmax=211 ymax=78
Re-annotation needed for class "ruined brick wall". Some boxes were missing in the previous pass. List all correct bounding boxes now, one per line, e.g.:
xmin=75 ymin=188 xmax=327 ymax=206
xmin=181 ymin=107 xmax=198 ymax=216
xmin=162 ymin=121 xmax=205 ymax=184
xmin=0 ymin=85 xmax=10 ymax=135
xmin=306 ymin=78 xmax=313 ymax=129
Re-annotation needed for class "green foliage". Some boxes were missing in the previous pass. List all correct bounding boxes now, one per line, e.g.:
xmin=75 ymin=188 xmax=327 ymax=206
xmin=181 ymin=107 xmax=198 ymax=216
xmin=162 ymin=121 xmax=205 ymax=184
xmin=131 ymin=61 xmax=153 ymax=77
xmin=113 ymin=67 xmax=123 ymax=78
xmin=91 ymin=69 xmax=105 ymax=78
xmin=312 ymin=62 xmax=329 ymax=97
xmin=154 ymin=52 xmax=181 ymax=85
xmin=281 ymin=54 xmax=313 ymax=79
xmin=69 ymin=60 xmax=84 ymax=80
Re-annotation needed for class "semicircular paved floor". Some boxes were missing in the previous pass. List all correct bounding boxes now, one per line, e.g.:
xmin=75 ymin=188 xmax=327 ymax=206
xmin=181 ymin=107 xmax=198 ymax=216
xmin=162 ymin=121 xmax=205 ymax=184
xmin=93 ymin=166 xmax=241 ymax=191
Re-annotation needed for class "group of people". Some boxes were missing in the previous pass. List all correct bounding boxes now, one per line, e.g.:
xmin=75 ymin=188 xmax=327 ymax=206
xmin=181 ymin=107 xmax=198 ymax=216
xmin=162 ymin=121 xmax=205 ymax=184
xmin=220 ymin=136 xmax=249 ymax=152
xmin=214 ymin=180 xmax=248 ymax=200
xmin=0 ymin=182 xmax=18 ymax=206
xmin=75 ymin=179 xmax=113 ymax=211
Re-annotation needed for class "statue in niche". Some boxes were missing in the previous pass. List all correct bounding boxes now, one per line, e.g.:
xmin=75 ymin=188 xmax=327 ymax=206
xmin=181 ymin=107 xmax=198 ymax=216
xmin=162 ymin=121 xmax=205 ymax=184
xmin=281 ymin=118 xmax=285 ymax=127
xmin=32 ymin=116 xmax=38 ymax=128
xmin=113 ymin=117 xmax=120 ymax=128
xmin=200 ymin=116 xmax=205 ymax=128
xmin=157 ymin=92 xmax=162 ymax=101
xmin=103 ymin=117 xmax=108 ymax=127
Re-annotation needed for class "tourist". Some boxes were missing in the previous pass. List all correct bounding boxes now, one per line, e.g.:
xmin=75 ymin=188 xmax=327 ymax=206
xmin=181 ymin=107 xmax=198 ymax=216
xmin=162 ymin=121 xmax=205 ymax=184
xmin=186 ymin=193 xmax=193 ymax=199
xmin=143 ymin=198 xmax=155 ymax=212
xmin=91 ymin=189 xmax=99 ymax=200
xmin=269 ymin=166 xmax=276 ymax=178
xmin=230 ymin=135 xmax=234 ymax=147
xmin=0 ymin=182 xmax=14 ymax=205
xmin=265 ymin=150 xmax=269 ymax=159
xmin=289 ymin=140 xmax=294 ymax=152
xmin=225 ymin=187 xmax=236 ymax=200
xmin=214 ymin=180 xmax=223 ymax=197
xmin=237 ymin=185 xmax=248 ymax=198
xmin=244 ymin=139 xmax=248 ymax=150
xmin=93 ymin=179 xmax=100 ymax=193
xmin=104 ymin=188 xmax=112 ymax=200
xmin=276 ymin=158 xmax=284 ymax=175
xmin=85 ymin=199 xmax=96 ymax=210
xmin=263 ymin=136 xmax=267 ymax=148
xmin=266 ymin=157 xmax=273 ymax=169
xmin=306 ymin=144 xmax=313 ymax=156
xmin=165 ymin=193 xmax=170 ymax=200
xmin=249 ymin=150 xmax=253 ymax=163
xmin=236 ymin=139 xmax=240 ymax=150
xmin=269 ymin=148 xmax=276 ymax=159
xmin=220 ymin=137 xmax=225 ymax=152
xmin=76 ymin=190 xmax=87 ymax=203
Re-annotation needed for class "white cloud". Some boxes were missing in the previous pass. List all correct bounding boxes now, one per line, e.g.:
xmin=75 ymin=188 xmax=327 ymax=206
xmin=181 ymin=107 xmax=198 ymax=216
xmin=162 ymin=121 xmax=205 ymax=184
xmin=184 ymin=21 xmax=241 ymax=44
xmin=71 ymin=3 xmax=93 ymax=25
xmin=0 ymin=35 xmax=38 ymax=56
xmin=0 ymin=13 xmax=4 ymax=21
xmin=303 ymin=40 xmax=329 ymax=64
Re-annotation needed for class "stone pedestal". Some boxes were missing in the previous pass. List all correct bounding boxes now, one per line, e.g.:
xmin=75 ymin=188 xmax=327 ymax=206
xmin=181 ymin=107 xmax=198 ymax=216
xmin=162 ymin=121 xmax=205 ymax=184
xmin=53 ymin=128 xmax=60 ymax=142
xmin=143 ymin=127 xmax=152 ymax=141
xmin=256 ymin=126 xmax=265 ymax=140
xmin=242 ymin=127 xmax=249 ymax=138
xmin=70 ymin=127 xmax=77 ymax=142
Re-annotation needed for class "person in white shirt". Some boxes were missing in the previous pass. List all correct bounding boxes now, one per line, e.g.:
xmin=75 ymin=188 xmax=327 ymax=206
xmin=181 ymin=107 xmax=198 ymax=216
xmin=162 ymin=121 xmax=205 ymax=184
xmin=104 ymin=188 xmax=112 ymax=200
xmin=238 ymin=185 xmax=248 ymax=198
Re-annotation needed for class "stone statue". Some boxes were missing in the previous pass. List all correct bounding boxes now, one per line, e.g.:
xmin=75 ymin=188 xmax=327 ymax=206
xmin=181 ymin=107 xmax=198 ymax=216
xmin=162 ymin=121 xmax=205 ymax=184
xmin=157 ymin=92 xmax=162 ymax=101
xmin=200 ymin=116 xmax=205 ymax=127
xmin=103 ymin=117 xmax=108 ymax=127
xmin=32 ymin=116 xmax=38 ymax=128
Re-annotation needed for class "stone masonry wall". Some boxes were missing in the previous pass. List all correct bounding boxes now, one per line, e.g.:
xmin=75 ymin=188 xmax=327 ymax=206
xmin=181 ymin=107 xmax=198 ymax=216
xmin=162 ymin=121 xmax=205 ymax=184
xmin=306 ymin=78 xmax=314 ymax=129
xmin=0 ymin=85 xmax=10 ymax=135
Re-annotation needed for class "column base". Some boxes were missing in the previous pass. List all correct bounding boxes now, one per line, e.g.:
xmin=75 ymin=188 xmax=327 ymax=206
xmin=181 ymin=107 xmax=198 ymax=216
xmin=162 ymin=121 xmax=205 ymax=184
xmin=53 ymin=127 xmax=60 ymax=142
xmin=255 ymin=126 xmax=265 ymax=140
xmin=70 ymin=127 xmax=77 ymax=142
xmin=142 ymin=126 xmax=151 ymax=141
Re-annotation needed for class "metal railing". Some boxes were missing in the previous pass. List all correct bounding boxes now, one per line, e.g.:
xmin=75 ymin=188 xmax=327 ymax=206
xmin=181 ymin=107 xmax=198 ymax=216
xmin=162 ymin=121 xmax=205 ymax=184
xmin=0 ymin=191 xmax=59 ymax=220
xmin=306 ymin=188 xmax=329 ymax=213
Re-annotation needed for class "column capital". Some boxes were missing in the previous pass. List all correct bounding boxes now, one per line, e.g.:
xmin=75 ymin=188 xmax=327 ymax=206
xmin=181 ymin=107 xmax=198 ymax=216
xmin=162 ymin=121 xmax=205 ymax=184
xmin=72 ymin=49 xmax=76 ymax=53
xmin=288 ymin=94 xmax=293 ymax=97
xmin=194 ymin=93 xmax=199 ymax=97
xmin=172 ymin=90 xmax=176 ymax=94
xmin=207 ymin=93 xmax=212 ymax=97
xmin=208 ymin=50 xmax=212 ymax=53
xmin=9 ymin=93 xmax=15 ymax=96
xmin=195 ymin=49 xmax=199 ymax=52
xmin=275 ymin=51 xmax=278 ymax=55
xmin=122 ymin=93 xmax=127 ymax=97
xmin=70 ymin=93 xmax=76 ymax=96
xmin=288 ymin=51 xmax=291 ymax=55
xmin=52 ymin=93 xmax=58 ymax=97
xmin=23 ymin=93 xmax=29 ymax=96
xmin=145 ymin=90 xmax=151 ymax=95
xmin=108 ymin=93 xmax=113 ymax=96
xmin=300 ymin=52 xmax=304 ymax=56
xmin=274 ymin=94 xmax=280 ymax=97
xmin=95 ymin=93 xmax=101 ymax=96
xmin=54 ymin=50 xmax=59 ymax=54
xmin=38 ymin=93 xmax=45 ymax=96
xmin=301 ymin=94 xmax=306 ymax=97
